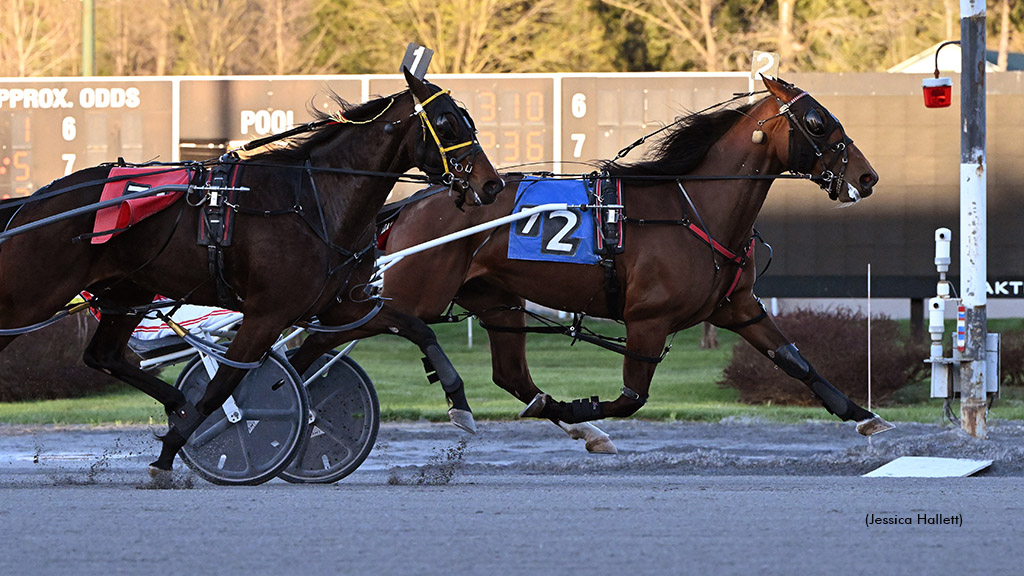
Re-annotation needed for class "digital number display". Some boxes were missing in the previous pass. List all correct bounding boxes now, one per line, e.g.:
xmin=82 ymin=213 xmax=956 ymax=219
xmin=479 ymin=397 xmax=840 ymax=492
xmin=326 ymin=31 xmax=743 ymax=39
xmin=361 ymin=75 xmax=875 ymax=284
xmin=559 ymin=75 xmax=749 ymax=165
xmin=0 ymin=113 xmax=32 ymax=199
xmin=0 ymin=80 xmax=174 ymax=199
xmin=369 ymin=76 xmax=554 ymax=170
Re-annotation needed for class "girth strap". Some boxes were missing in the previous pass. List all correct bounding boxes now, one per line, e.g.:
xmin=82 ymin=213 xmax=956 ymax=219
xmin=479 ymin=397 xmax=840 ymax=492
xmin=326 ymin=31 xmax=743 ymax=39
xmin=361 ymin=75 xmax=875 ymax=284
xmin=591 ymin=176 xmax=625 ymax=320
xmin=197 ymin=156 xmax=244 ymax=307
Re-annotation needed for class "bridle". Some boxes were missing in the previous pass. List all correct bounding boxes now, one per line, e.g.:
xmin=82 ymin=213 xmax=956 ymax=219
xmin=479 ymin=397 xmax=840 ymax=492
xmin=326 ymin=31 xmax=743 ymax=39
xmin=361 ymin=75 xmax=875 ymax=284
xmin=409 ymin=88 xmax=484 ymax=193
xmin=758 ymin=90 xmax=853 ymax=200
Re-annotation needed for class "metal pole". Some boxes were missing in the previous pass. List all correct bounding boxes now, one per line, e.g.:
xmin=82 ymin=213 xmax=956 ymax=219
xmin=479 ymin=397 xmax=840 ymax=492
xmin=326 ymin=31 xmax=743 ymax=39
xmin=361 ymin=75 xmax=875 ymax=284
xmin=959 ymin=0 xmax=987 ymax=438
xmin=82 ymin=0 xmax=95 ymax=76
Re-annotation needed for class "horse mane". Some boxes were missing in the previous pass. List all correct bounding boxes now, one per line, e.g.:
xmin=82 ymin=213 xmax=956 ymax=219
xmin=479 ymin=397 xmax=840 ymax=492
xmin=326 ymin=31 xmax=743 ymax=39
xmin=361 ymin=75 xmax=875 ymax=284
xmin=247 ymin=90 xmax=406 ymax=161
xmin=603 ymin=100 xmax=760 ymax=181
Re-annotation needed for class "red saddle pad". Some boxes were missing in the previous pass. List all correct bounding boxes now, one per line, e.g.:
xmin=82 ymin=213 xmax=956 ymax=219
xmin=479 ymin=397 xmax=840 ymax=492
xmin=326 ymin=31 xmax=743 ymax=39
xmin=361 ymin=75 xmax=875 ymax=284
xmin=91 ymin=167 xmax=192 ymax=244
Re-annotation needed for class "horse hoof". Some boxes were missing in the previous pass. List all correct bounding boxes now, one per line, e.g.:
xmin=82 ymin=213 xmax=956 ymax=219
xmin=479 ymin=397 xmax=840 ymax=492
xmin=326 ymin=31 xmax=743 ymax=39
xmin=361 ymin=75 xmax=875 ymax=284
xmin=856 ymin=415 xmax=895 ymax=436
xmin=519 ymin=393 xmax=550 ymax=419
xmin=557 ymin=421 xmax=618 ymax=454
xmin=585 ymin=436 xmax=618 ymax=454
xmin=147 ymin=464 xmax=171 ymax=479
xmin=448 ymin=408 xmax=477 ymax=434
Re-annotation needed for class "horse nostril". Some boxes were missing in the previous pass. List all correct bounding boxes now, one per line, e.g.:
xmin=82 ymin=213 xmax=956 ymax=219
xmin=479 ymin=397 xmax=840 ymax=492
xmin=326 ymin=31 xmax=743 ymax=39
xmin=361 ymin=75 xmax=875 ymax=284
xmin=483 ymin=178 xmax=504 ymax=198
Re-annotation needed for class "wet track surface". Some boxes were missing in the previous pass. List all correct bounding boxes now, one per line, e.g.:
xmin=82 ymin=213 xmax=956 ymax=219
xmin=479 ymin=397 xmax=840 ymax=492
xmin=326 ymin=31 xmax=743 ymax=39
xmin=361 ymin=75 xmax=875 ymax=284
xmin=2 ymin=419 xmax=1023 ymax=575
xmin=4 ymin=418 xmax=1024 ymax=482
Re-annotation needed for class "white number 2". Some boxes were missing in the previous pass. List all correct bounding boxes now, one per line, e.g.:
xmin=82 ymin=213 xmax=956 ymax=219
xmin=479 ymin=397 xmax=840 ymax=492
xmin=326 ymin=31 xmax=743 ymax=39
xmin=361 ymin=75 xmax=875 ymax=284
xmin=545 ymin=210 xmax=578 ymax=253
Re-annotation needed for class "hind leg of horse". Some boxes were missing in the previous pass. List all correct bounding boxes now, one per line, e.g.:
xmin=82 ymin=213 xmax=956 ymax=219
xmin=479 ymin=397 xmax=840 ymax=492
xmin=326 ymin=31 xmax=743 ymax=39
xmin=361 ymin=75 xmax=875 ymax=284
xmin=521 ymin=317 xmax=668 ymax=426
xmin=709 ymin=297 xmax=894 ymax=436
xmin=456 ymin=282 xmax=616 ymax=453
xmin=82 ymin=310 xmax=187 ymax=409
xmin=290 ymin=303 xmax=477 ymax=433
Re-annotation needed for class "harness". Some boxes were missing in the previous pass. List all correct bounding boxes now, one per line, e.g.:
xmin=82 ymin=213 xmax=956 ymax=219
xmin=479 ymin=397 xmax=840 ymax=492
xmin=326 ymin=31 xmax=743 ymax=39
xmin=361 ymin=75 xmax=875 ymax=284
xmin=590 ymin=174 xmax=625 ymax=320
xmin=194 ymin=155 xmax=246 ymax=308
xmin=614 ymin=179 xmax=763 ymax=306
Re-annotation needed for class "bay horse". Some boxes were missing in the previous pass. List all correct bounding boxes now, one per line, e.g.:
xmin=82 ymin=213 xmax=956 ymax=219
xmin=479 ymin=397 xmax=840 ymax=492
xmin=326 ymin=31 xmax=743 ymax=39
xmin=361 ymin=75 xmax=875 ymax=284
xmin=373 ymin=76 xmax=892 ymax=453
xmin=0 ymin=69 xmax=503 ymax=474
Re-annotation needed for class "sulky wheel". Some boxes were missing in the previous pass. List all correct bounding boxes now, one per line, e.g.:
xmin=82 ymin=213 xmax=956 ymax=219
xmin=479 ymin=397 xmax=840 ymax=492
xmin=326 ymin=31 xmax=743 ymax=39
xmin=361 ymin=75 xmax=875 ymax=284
xmin=175 ymin=350 xmax=309 ymax=486
xmin=278 ymin=350 xmax=380 ymax=484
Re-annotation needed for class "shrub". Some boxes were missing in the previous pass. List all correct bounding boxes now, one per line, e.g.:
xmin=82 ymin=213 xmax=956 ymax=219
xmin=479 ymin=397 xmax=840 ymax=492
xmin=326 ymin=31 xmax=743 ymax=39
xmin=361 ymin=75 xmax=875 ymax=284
xmin=1000 ymin=330 xmax=1024 ymax=388
xmin=0 ymin=315 xmax=120 ymax=403
xmin=719 ymin=307 xmax=927 ymax=406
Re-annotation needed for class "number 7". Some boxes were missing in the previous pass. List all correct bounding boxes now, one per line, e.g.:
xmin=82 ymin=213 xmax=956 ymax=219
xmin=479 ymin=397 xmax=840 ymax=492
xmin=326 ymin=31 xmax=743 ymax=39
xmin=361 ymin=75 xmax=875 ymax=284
xmin=62 ymin=153 xmax=76 ymax=175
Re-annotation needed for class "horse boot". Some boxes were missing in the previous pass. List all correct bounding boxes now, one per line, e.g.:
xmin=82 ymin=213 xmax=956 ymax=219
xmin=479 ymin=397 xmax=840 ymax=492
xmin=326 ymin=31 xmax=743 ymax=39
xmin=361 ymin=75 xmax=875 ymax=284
xmin=421 ymin=340 xmax=476 ymax=433
xmin=771 ymin=343 xmax=894 ymax=435
xmin=522 ymin=385 xmax=648 ymax=425
xmin=520 ymin=394 xmax=603 ymax=424
xmin=148 ymin=401 xmax=207 ymax=475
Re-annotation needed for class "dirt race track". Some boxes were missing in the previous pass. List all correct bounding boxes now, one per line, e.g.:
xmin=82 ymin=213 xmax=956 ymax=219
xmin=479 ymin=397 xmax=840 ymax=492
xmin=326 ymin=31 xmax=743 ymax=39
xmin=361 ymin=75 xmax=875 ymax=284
xmin=1 ymin=418 xmax=1023 ymax=575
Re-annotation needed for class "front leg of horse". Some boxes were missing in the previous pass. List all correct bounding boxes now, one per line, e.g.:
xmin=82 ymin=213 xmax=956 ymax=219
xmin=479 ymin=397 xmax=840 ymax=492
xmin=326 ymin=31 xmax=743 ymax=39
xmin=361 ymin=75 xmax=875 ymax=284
xmin=713 ymin=299 xmax=894 ymax=436
xmin=149 ymin=364 xmax=249 ymax=473
xmin=315 ymin=305 xmax=477 ymax=433
xmin=770 ymin=343 xmax=893 ymax=435
xmin=419 ymin=334 xmax=475 ymax=433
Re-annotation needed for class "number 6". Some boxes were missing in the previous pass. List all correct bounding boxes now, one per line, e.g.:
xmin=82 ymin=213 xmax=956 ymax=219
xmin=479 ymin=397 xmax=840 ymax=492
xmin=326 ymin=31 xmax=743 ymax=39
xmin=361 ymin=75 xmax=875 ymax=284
xmin=62 ymin=117 xmax=76 ymax=141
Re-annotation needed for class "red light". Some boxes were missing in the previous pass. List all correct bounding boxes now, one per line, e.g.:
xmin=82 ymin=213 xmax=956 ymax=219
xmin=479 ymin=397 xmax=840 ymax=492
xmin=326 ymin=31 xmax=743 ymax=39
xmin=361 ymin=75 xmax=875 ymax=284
xmin=922 ymin=77 xmax=953 ymax=108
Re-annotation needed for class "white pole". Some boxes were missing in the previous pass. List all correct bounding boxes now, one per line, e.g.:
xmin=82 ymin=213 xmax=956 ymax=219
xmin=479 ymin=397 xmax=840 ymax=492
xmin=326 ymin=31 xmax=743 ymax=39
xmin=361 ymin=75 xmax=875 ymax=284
xmin=867 ymin=263 xmax=872 ymax=417
xmin=959 ymin=0 xmax=988 ymax=438
xmin=376 ymin=203 xmax=572 ymax=269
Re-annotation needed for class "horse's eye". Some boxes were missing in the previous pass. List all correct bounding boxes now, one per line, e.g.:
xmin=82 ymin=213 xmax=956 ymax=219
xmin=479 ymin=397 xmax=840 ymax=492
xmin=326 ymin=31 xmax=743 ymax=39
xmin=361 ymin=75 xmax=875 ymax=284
xmin=804 ymin=109 xmax=827 ymax=136
xmin=434 ymin=112 xmax=461 ymax=142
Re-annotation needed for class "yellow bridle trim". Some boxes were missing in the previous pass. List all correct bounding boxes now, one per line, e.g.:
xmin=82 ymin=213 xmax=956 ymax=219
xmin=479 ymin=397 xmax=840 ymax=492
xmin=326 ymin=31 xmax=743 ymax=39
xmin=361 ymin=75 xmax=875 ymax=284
xmin=412 ymin=89 xmax=476 ymax=175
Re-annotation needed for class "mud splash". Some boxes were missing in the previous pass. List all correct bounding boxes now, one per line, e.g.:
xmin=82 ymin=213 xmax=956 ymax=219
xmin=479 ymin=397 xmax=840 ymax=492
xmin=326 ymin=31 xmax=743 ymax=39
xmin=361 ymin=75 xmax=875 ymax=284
xmin=387 ymin=437 xmax=470 ymax=486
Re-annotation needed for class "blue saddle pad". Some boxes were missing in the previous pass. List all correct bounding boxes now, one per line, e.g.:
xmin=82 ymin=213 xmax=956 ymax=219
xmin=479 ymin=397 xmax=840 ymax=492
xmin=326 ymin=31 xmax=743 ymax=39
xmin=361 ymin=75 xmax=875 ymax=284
xmin=507 ymin=177 xmax=599 ymax=265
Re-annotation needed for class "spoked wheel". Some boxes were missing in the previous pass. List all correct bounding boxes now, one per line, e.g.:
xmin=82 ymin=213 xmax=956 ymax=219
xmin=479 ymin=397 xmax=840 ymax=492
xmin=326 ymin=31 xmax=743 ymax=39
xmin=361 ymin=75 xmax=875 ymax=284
xmin=174 ymin=351 xmax=309 ymax=486
xmin=278 ymin=350 xmax=380 ymax=484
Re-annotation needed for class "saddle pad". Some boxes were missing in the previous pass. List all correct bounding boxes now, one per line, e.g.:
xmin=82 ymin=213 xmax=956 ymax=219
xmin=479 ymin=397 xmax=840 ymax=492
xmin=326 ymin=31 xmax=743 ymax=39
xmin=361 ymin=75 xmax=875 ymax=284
xmin=507 ymin=177 xmax=599 ymax=265
xmin=91 ymin=167 xmax=191 ymax=244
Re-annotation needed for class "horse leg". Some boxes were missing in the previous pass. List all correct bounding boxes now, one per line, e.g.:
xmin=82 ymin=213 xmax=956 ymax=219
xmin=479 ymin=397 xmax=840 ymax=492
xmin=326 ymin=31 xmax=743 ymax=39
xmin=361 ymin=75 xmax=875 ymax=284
xmin=710 ymin=298 xmax=894 ymax=436
xmin=521 ymin=318 xmax=665 ymax=423
xmin=289 ymin=303 xmax=477 ymax=433
xmin=516 ymin=309 xmax=667 ymax=435
xmin=148 ymin=318 xmax=287 ymax=472
xmin=82 ymin=310 xmax=187 ymax=409
xmin=454 ymin=281 xmax=616 ymax=452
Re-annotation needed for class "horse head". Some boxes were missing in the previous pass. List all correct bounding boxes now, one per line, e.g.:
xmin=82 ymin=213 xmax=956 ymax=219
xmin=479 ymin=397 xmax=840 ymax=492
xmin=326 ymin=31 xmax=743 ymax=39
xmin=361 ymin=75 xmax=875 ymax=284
xmin=760 ymin=76 xmax=878 ymax=204
xmin=402 ymin=68 xmax=504 ymax=206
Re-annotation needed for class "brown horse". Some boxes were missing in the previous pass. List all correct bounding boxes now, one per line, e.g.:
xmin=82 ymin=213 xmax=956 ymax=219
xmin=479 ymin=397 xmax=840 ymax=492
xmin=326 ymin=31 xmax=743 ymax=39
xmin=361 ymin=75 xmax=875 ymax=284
xmin=0 ymin=69 xmax=503 ymax=475
xmin=375 ymin=76 xmax=892 ymax=453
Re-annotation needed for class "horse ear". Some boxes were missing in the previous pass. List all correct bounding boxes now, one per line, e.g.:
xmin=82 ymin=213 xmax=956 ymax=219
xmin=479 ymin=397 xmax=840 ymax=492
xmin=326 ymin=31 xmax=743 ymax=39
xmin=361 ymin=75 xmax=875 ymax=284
xmin=761 ymin=75 xmax=793 ymax=100
xmin=403 ymin=66 xmax=428 ymax=99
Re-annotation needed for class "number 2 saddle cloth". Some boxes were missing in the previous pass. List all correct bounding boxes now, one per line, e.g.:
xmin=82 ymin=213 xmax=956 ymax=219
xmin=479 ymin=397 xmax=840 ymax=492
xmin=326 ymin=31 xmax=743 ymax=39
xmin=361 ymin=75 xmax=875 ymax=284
xmin=507 ymin=176 xmax=623 ymax=265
